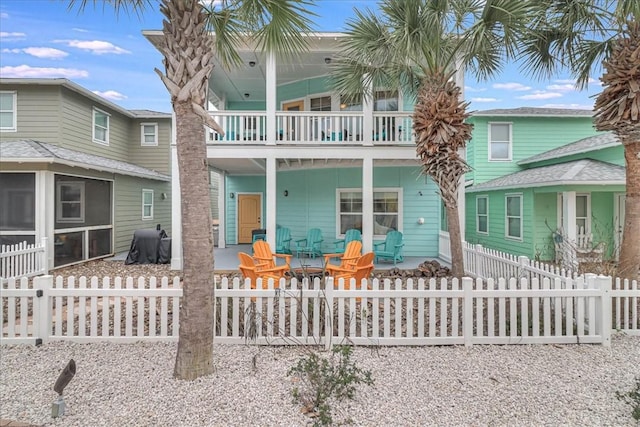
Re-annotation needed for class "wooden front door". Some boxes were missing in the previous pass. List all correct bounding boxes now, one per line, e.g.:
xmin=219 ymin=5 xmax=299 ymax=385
xmin=238 ymin=194 xmax=262 ymax=244
xmin=282 ymin=100 xmax=304 ymax=141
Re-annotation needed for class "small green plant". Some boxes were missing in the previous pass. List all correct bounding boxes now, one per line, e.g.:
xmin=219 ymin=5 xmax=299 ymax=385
xmin=616 ymin=377 xmax=640 ymax=421
xmin=288 ymin=345 xmax=374 ymax=426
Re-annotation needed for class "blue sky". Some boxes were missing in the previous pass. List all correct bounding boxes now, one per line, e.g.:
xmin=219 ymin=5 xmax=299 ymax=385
xmin=1 ymin=0 xmax=603 ymax=114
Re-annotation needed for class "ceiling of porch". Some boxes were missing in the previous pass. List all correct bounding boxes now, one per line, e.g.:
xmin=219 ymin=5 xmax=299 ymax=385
xmin=207 ymin=158 xmax=421 ymax=175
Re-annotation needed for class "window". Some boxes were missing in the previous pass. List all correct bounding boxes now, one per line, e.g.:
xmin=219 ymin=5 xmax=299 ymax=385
xmin=476 ymin=196 xmax=488 ymax=234
xmin=489 ymin=123 xmax=511 ymax=161
xmin=374 ymin=90 xmax=398 ymax=111
xmin=576 ymin=194 xmax=590 ymax=233
xmin=0 ymin=91 xmax=17 ymax=132
xmin=505 ymin=194 xmax=522 ymax=240
xmin=93 ymin=108 xmax=110 ymax=144
xmin=310 ymin=96 xmax=331 ymax=111
xmin=142 ymin=189 xmax=154 ymax=219
xmin=337 ymin=188 xmax=401 ymax=237
xmin=140 ymin=123 xmax=158 ymax=146
xmin=56 ymin=182 xmax=85 ymax=222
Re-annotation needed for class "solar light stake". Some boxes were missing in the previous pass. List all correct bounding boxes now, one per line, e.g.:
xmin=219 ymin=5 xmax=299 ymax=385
xmin=52 ymin=359 xmax=76 ymax=418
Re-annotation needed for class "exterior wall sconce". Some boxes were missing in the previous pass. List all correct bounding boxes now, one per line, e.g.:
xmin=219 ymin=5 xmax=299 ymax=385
xmin=230 ymin=192 xmax=235 ymax=199
xmin=284 ymin=190 xmax=289 ymax=197
xmin=244 ymin=93 xmax=250 ymax=98
xmin=417 ymin=217 xmax=425 ymax=225
xmin=161 ymin=192 xmax=167 ymax=200
xmin=418 ymin=191 xmax=423 ymax=196
xmin=324 ymin=57 xmax=331 ymax=64
xmin=249 ymin=61 xmax=256 ymax=67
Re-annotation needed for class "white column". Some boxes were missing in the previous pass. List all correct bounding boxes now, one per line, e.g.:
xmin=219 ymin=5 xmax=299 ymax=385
xmin=362 ymin=157 xmax=374 ymax=252
xmin=170 ymin=113 xmax=183 ymax=271
xmin=265 ymin=51 xmax=277 ymax=146
xmin=38 ymin=171 xmax=54 ymax=270
xmin=217 ymin=171 xmax=227 ymax=249
xmin=265 ymin=156 xmax=277 ymax=247
xmin=562 ymin=191 xmax=577 ymax=242
xmin=362 ymin=76 xmax=374 ymax=147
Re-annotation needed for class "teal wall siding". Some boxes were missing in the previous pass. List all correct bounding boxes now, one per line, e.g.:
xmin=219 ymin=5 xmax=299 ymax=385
xmin=468 ymin=116 xmax=598 ymax=184
xmin=227 ymin=166 xmax=440 ymax=256
xmin=529 ymin=145 xmax=624 ymax=168
xmin=591 ymin=192 xmax=615 ymax=258
xmin=532 ymin=192 xmax=557 ymax=261
xmin=227 ymin=101 xmax=266 ymax=110
xmin=277 ymin=76 xmax=330 ymax=105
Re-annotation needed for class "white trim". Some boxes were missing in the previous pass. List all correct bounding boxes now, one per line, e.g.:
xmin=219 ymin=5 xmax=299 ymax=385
xmin=335 ymin=187 xmax=403 ymax=240
xmin=505 ymin=193 xmax=523 ymax=241
xmin=56 ymin=181 xmax=85 ymax=223
xmin=0 ymin=90 xmax=17 ymax=132
xmin=488 ymin=122 xmax=512 ymax=161
xmin=142 ymin=189 xmax=154 ymax=220
xmin=476 ymin=195 xmax=489 ymax=234
xmin=466 ymin=179 xmax=625 ymax=193
xmin=557 ymin=192 xmax=591 ymax=234
xmin=140 ymin=122 xmax=159 ymax=146
xmin=92 ymin=107 xmax=110 ymax=145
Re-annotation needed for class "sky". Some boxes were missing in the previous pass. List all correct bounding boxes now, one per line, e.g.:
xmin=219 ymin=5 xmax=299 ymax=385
xmin=0 ymin=0 xmax=604 ymax=114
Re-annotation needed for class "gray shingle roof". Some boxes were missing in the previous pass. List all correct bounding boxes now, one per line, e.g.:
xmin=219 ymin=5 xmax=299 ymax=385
xmin=472 ymin=107 xmax=593 ymax=117
xmin=467 ymin=159 xmax=625 ymax=192
xmin=129 ymin=109 xmax=172 ymax=119
xmin=0 ymin=140 xmax=170 ymax=182
xmin=518 ymin=132 xmax=621 ymax=165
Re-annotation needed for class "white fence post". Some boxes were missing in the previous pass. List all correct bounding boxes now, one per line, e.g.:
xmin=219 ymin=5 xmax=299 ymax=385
xmin=33 ymin=275 xmax=53 ymax=345
xmin=463 ymin=277 xmax=473 ymax=347
xmin=324 ymin=277 xmax=334 ymax=351
xmin=474 ymin=244 xmax=483 ymax=278
xmin=518 ymin=256 xmax=530 ymax=281
xmin=594 ymin=275 xmax=612 ymax=347
xmin=40 ymin=237 xmax=49 ymax=276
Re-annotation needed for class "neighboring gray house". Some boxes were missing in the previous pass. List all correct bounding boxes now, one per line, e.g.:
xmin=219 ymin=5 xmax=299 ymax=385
xmin=0 ymin=78 xmax=172 ymax=269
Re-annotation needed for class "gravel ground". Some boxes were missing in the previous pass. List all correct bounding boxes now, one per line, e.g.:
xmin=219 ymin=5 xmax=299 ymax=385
xmin=0 ymin=336 xmax=639 ymax=426
xmin=3 ymin=261 xmax=639 ymax=426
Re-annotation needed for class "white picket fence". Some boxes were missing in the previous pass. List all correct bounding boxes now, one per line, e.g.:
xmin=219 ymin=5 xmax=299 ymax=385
xmin=2 ymin=274 xmax=638 ymax=346
xmin=0 ymin=238 xmax=48 ymax=281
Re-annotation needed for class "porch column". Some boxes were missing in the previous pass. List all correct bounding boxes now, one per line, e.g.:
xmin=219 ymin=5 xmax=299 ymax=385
xmin=265 ymin=50 xmax=277 ymax=146
xmin=170 ymin=117 xmax=183 ymax=271
xmin=217 ymin=171 xmax=227 ymax=249
xmin=362 ymin=76 xmax=374 ymax=147
xmin=265 ymin=156 xmax=277 ymax=247
xmin=38 ymin=171 xmax=54 ymax=270
xmin=562 ymin=191 xmax=577 ymax=242
xmin=362 ymin=157 xmax=374 ymax=252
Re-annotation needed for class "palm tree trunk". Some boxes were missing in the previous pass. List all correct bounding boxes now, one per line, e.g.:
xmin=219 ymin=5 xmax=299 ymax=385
xmin=173 ymin=100 xmax=215 ymax=380
xmin=446 ymin=202 xmax=465 ymax=278
xmin=618 ymin=140 xmax=640 ymax=280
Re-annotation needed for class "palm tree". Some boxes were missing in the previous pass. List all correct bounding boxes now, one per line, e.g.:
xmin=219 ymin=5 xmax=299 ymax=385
xmin=522 ymin=1 xmax=640 ymax=280
xmin=329 ymin=0 xmax=532 ymax=277
xmin=69 ymin=0 xmax=315 ymax=380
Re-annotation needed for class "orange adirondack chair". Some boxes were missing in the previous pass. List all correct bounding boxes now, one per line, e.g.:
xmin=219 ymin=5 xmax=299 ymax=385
xmin=324 ymin=240 xmax=362 ymax=276
xmin=331 ymin=251 xmax=374 ymax=291
xmin=237 ymin=252 xmax=282 ymax=290
xmin=252 ymin=240 xmax=291 ymax=278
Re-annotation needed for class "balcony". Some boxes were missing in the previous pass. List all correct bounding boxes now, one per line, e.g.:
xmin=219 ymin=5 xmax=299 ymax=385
xmin=207 ymin=111 xmax=415 ymax=146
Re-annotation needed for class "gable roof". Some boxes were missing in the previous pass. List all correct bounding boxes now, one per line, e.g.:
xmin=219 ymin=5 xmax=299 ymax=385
xmin=0 ymin=140 xmax=170 ymax=182
xmin=472 ymin=107 xmax=593 ymax=117
xmin=518 ymin=132 xmax=621 ymax=165
xmin=467 ymin=159 xmax=625 ymax=192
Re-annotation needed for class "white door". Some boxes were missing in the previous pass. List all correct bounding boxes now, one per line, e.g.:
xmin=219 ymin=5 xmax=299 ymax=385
xmin=614 ymin=193 xmax=626 ymax=260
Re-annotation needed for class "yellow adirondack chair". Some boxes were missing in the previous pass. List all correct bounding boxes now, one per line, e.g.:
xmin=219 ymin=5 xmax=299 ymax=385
xmin=252 ymin=240 xmax=291 ymax=278
xmin=330 ymin=251 xmax=374 ymax=291
xmin=324 ymin=240 xmax=362 ymax=276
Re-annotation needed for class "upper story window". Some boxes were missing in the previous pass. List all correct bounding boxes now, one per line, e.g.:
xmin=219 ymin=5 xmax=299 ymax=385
xmin=476 ymin=196 xmax=489 ymax=234
xmin=374 ymin=90 xmax=398 ymax=111
xmin=93 ymin=108 xmax=110 ymax=145
xmin=56 ymin=181 xmax=85 ymax=223
xmin=140 ymin=123 xmax=158 ymax=146
xmin=337 ymin=188 xmax=402 ymax=238
xmin=505 ymin=193 xmax=522 ymax=240
xmin=310 ymin=96 xmax=331 ymax=111
xmin=142 ymin=189 xmax=154 ymax=219
xmin=489 ymin=122 xmax=512 ymax=161
xmin=0 ymin=91 xmax=17 ymax=132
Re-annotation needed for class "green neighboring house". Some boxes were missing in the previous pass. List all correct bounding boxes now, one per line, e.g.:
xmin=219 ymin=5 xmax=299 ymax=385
xmin=0 ymin=78 xmax=173 ymax=269
xmin=464 ymin=107 xmax=625 ymax=262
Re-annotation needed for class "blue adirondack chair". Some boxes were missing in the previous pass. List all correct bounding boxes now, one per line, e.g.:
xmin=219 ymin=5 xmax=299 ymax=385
xmin=275 ymin=227 xmax=292 ymax=254
xmin=295 ymin=228 xmax=324 ymax=258
xmin=373 ymin=230 xmax=404 ymax=265
xmin=332 ymin=228 xmax=362 ymax=254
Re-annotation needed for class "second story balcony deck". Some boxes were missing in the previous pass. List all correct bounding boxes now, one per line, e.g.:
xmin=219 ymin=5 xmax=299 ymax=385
xmin=207 ymin=110 xmax=416 ymax=146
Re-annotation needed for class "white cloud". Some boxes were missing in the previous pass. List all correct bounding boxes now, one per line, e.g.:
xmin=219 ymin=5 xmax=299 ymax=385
xmin=517 ymin=91 xmax=563 ymax=100
xmin=57 ymin=39 xmax=131 ymax=55
xmin=541 ymin=103 xmax=594 ymax=110
xmin=465 ymin=86 xmax=487 ymax=93
xmin=0 ymin=31 xmax=26 ymax=39
xmin=1 ymin=48 xmax=21 ymax=54
xmin=0 ymin=12 xmax=9 ymax=19
xmin=546 ymin=83 xmax=575 ymax=92
xmin=471 ymin=97 xmax=499 ymax=102
xmin=492 ymin=82 xmax=531 ymax=91
xmin=22 ymin=47 xmax=69 ymax=59
xmin=0 ymin=65 xmax=89 ymax=79
xmin=93 ymin=90 xmax=127 ymax=101
xmin=72 ymin=28 xmax=89 ymax=33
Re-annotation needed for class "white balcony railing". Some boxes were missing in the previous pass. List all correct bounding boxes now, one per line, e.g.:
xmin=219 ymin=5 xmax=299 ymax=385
xmin=206 ymin=111 xmax=415 ymax=145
